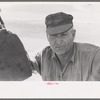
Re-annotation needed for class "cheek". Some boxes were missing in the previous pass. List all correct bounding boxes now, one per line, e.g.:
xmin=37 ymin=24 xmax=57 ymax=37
xmin=47 ymin=35 xmax=55 ymax=43
xmin=65 ymin=37 xmax=73 ymax=43
xmin=65 ymin=33 xmax=74 ymax=42
xmin=49 ymin=40 xmax=55 ymax=48
xmin=47 ymin=37 xmax=55 ymax=47
xmin=64 ymin=37 xmax=74 ymax=47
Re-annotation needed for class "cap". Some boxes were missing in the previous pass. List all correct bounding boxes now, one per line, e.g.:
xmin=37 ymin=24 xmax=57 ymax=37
xmin=45 ymin=12 xmax=73 ymax=34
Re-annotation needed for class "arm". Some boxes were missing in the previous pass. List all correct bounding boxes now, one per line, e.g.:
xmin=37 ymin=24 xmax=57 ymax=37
xmin=28 ymin=52 xmax=42 ymax=75
xmin=90 ymin=48 xmax=100 ymax=81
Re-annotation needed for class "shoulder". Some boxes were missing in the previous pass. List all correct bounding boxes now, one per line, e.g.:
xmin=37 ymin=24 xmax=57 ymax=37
xmin=31 ymin=46 xmax=53 ymax=62
xmin=42 ymin=46 xmax=52 ymax=53
xmin=42 ymin=46 xmax=53 ymax=57
xmin=75 ymin=42 xmax=100 ymax=53
xmin=31 ymin=46 xmax=52 ymax=57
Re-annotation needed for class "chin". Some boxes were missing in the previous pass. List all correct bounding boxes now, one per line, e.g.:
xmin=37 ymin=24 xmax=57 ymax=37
xmin=54 ymin=47 xmax=70 ymax=55
xmin=55 ymin=50 xmax=66 ymax=55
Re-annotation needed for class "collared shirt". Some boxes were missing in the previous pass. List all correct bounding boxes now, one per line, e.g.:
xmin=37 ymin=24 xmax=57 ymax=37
xmin=31 ymin=42 xmax=100 ymax=81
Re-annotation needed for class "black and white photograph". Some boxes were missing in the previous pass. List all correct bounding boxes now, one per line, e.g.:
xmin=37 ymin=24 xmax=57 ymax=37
xmin=0 ymin=1 xmax=100 ymax=98
xmin=0 ymin=2 xmax=100 ymax=81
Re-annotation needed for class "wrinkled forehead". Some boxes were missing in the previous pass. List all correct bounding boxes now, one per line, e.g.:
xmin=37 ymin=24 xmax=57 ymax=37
xmin=46 ymin=24 xmax=73 ymax=35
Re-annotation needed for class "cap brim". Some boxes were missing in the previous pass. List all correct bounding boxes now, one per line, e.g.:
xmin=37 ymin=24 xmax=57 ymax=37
xmin=46 ymin=24 xmax=73 ymax=35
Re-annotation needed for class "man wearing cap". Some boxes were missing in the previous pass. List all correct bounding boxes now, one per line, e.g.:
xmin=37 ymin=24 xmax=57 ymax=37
xmin=31 ymin=12 xmax=100 ymax=81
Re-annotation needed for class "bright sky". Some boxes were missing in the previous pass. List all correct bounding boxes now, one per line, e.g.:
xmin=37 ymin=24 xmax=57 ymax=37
xmin=1 ymin=2 xmax=100 ymax=50
xmin=0 ymin=2 xmax=100 ymax=23
xmin=0 ymin=2 xmax=100 ymax=45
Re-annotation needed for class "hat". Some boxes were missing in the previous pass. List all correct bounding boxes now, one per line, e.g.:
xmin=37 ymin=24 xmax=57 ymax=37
xmin=45 ymin=12 xmax=73 ymax=34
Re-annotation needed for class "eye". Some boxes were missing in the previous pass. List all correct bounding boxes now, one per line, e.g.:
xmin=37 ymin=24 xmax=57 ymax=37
xmin=48 ymin=34 xmax=56 ymax=39
xmin=61 ymin=33 xmax=67 ymax=37
xmin=49 ymin=34 xmax=57 ymax=37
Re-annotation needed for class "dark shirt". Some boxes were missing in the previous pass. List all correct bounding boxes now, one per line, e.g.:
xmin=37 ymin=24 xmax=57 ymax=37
xmin=32 ymin=42 xmax=100 ymax=81
xmin=0 ymin=16 xmax=4 ymax=25
xmin=0 ymin=16 xmax=5 ymax=29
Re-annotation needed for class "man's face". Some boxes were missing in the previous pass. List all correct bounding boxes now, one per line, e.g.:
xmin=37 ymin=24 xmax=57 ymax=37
xmin=47 ymin=26 xmax=76 ymax=55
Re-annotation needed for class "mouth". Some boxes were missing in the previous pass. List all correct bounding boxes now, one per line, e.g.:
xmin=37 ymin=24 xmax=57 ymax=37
xmin=54 ymin=46 xmax=64 ymax=50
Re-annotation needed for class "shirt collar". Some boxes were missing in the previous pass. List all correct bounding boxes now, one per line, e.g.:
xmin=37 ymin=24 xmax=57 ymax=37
xmin=51 ymin=42 xmax=76 ymax=63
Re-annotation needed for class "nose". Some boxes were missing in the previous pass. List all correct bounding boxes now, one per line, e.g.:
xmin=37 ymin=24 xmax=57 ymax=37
xmin=56 ymin=34 xmax=63 ymax=45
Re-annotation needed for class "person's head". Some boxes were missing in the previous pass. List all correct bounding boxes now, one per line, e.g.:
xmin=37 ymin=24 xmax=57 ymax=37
xmin=45 ymin=12 xmax=76 ymax=55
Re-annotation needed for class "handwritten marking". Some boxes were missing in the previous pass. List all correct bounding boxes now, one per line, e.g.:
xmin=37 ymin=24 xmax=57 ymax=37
xmin=47 ymin=82 xmax=59 ymax=85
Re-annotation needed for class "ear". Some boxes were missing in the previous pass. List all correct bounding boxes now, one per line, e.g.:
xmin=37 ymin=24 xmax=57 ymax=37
xmin=46 ymin=33 xmax=49 ymax=41
xmin=72 ymin=29 xmax=76 ymax=39
xmin=46 ymin=29 xmax=49 ymax=40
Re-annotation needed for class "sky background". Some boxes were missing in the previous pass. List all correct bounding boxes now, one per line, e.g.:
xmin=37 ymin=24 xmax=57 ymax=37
xmin=0 ymin=2 xmax=100 ymax=81
xmin=0 ymin=2 xmax=100 ymax=50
